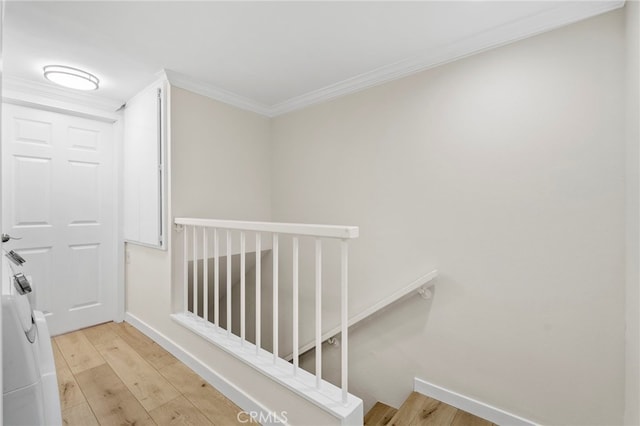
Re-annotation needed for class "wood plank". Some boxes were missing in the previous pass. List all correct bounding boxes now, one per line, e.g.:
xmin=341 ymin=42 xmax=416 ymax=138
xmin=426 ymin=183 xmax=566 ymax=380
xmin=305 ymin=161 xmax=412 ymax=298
xmin=365 ymin=402 xmax=398 ymax=426
xmin=182 ymin=382 xmax=243 ymax=425
xmin=149 ymin=395 xmax=214 ymax=426
xmin=451 ymin=410 xmax=495 ymax=426
xmin=411 ymin=397 xmax=458 ymax=426
xmin=52 ymin=339 xmax=69 ymax=372
xmin=111 ymin=321 xmax=177 ymax=370
xmin=388 ymin=392 xmax=424 ymax=426
xmin=159 ymin=360 xmax=243 ymax=424
xmin=55 ymin=331 xmax=105 ymax=374
xmin=81 ymin=322 xmax=120 ymax=351
xmin=57 ymin=364 xmax=86 ymax=410
xmin=158 ymin=361 xmax=208 ymax=394
xmin=75 ymin=364 xmax=155 ymax=426
xmin=95 ymin=335 xmax=180 ymax=411
xmin=61 ymin=401 xmax=99 ymax=426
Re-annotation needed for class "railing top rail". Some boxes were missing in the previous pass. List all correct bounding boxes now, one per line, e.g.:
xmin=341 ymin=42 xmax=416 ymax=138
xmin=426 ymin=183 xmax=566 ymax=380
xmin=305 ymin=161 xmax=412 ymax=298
xmin=175 ymin=217 xmax=359 ymax=239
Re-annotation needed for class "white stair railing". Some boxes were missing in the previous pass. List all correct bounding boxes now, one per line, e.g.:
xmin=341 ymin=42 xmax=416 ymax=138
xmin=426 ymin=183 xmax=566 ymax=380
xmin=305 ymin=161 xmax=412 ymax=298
xmin=173 ymin=217 xmax=359 ymax=406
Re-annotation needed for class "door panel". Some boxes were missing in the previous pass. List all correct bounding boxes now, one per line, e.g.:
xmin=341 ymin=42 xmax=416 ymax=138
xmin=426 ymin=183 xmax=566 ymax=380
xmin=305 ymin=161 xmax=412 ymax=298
xmin=14 ymin=116 xmax=52 ymax=145
xmin=13 ymin=155 xmax=53 ymax=225
xmin=2 ymin=104 xmax=116 ymax=335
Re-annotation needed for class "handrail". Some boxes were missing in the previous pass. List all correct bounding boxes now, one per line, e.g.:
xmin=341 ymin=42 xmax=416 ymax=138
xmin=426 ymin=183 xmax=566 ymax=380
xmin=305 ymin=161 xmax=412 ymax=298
xmin=286 ymin=269 xmax=438 ymax=361
xmin=175 ymin=217 xmax=359 ymax=239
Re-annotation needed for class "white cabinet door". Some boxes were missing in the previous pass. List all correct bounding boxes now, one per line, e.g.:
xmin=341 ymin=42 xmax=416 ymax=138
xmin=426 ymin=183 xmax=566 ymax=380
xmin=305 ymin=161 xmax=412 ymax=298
xmin=123 ymin=80 xmax=166 ymax=248
xmin=2 ymin=104 xmax=116 ymax=335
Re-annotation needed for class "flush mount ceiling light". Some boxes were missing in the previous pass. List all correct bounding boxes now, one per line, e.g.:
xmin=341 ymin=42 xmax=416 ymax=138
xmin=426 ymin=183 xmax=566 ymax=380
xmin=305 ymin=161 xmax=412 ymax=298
xmin=43 ymin=65 xmax=99 ymax=91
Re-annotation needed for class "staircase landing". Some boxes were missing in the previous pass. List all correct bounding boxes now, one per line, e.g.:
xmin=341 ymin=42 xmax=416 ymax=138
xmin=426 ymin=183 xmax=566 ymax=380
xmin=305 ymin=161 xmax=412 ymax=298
xmin=365 ymin=392 xmax=497 ymax=426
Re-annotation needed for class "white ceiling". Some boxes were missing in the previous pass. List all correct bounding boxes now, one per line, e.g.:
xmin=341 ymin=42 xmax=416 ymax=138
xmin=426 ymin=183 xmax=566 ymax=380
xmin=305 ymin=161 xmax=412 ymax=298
xmin=3 ymin=1 xmax=624 ymax=116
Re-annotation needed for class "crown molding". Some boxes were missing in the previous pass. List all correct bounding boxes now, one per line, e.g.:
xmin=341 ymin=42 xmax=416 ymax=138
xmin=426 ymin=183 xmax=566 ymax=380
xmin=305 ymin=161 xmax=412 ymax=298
xmin=269 ymin=0 xmax=625 ymax=116
xmin=163 ymin=69 xmax=273 ymax=117
xmin=16 ymin=0 xmax=617 ymax=119
xmin=3 ymin=75 xmax=124 ymax=114
xmin=155 ymin=0 xmax=623 ymax=118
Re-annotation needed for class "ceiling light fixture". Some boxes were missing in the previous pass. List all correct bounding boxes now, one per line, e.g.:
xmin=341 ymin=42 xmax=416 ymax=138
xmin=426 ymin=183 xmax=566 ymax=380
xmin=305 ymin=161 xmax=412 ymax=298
xmin=43 ymin=65 xmax=99 ymax=91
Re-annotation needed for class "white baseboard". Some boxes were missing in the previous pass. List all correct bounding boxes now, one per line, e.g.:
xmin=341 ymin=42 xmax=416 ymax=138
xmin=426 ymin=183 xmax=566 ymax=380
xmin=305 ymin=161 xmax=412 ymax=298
xmin=414 ymin=378 xmax=537 ymax=426
xmin=124 ymin=312 xmax=288 ymax=426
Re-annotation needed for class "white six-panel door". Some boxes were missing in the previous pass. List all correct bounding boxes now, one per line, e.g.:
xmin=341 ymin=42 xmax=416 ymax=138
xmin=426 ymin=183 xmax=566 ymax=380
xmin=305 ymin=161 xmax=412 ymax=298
xmin=2 ymin=103 xmax=116 ymax=335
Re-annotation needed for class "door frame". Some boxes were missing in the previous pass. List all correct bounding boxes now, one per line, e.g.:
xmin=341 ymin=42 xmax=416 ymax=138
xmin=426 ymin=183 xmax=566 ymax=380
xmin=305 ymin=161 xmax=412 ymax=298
xmin=1 ymin=85 xmax=125 ymax=326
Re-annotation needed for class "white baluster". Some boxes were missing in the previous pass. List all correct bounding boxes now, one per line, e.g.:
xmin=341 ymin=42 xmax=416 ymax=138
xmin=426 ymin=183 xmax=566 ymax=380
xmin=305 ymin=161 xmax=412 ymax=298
xmin=273 ymin=233 xmax=279 ymax=363
xmin=240 ymin=231 xmax=246 ymax=346
xmin=315 ymin=238 xmax=322 ymax=388
xmin=214 ymin=229 xmax=219 ymax=330
xmin=193 ymin=226 xmax=198 ymax=317
xmin=256 ymin=233 xmax=262 ymax=355
xmin=183 ymin=226 xmax=188 ymax=313
xmin=203 ymin=228 xmax=208 ymax=322
xmin=341 ymin=239 xmax=349 ymax=404
xmin=227 ymin=230 xmax=232 ymax=337
xmin=293 ymin=236 xmax=299 ymax=375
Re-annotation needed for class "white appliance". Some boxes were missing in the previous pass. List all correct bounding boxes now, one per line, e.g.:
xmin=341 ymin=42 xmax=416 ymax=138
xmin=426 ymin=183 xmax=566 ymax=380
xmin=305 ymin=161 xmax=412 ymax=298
xmin=2 ymin=257 xmax=62 ymax=425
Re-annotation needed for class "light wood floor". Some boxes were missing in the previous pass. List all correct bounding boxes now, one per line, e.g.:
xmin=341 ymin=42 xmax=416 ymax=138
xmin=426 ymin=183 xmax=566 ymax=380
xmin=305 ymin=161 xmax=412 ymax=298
xmin=365 ymin=393 xmax=497 ymax=426
xmin=55 ymin=322 xmax=494 ymax=426
xmin=52 ymin=321 xmax=245 ymax=426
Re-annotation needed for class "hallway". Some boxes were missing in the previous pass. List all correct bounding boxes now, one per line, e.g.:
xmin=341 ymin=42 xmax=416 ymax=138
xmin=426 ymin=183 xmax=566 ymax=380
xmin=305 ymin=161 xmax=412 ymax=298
xmin=53 ymin=322 xmax=245 ymax=425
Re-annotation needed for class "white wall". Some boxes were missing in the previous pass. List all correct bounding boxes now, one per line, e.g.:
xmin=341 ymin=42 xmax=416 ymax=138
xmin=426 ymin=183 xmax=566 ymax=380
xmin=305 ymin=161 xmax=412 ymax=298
xmin=625 ymin=1 xmax=640 ymax=425
xmin=125 ymin=87 xmax=339 ymax=426
xmin=272 ymin=10 xmax=626 ymax=426
xmin=170 ymin=87 xmax=271 ymax=222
